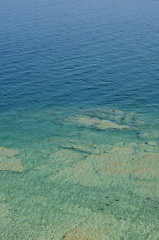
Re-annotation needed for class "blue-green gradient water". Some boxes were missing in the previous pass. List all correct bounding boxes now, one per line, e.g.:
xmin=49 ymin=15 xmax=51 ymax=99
xmin=0 ymin=0 xmax=159 ymax=239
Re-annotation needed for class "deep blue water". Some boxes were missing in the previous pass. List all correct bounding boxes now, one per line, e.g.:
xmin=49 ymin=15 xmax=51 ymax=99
xmin=0 ymin=0 xmax=159 ymax=112
xmin=0 ymin=0 xmax=159 ymax=239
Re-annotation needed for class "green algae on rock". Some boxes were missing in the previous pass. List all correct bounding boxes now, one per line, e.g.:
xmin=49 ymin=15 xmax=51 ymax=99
xmin=0 ymin=147 xmax=24 ymax=172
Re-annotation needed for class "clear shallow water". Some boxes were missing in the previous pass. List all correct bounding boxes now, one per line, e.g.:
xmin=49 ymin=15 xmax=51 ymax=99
xmin=0 ymin=0 xmax=159 ymax=239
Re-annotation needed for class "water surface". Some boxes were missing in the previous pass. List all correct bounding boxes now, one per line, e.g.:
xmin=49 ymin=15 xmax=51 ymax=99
xmin=0 ymin=0 xmax=159 ymax=239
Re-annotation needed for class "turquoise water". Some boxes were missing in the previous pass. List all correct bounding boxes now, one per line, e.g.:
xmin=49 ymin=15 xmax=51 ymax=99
xmin=0 ymin=0 xmax=159 ymax=239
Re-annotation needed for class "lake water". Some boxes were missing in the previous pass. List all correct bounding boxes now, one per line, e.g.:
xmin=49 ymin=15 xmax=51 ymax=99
xmin=0 ymin=0 xmax=159 ymax=239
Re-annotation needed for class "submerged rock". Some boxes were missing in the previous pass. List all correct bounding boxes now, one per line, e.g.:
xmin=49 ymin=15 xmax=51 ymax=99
xmin=63 ymin=227 xmax=109 ymax=240
xmin=0 ymin=202 xmax=11 ymax=227
xmin=54 ymin=138 xmax=98 ymax=154
xmin=86 ymin=146 xmax=134 ymax=176
xmin=51 ymin=161 xmax=102 ymax=187
xmin=132 ymin=152 xmax=159 ymax=178
xmin=85 ymin=145 xmax=159 ymax=179
xmin=50 ymin=149 xmax=84 ymax=165
xmin=139 ymin=131 xmax=159 ymax=140
xmin=135 ymin=142 xmax=159 ymax=153
xmin=87 ymin=146 xmax=134 ymax=163
xmin=84 ymin=107 xmax=144 ymax=126
xmin=0 ymin=147 xmax=24 ymax=172
xmin=146 ymin=141 xmax=158 ymax=146
xmin=0 ymin=158 xmax=24 ymax=173
xmin=49 ymin=143 xmax=159 ymax=183
xmin=0 ymin=147 xmax=18 ymax=158
xmin=71 ymin=115 xmax=131 ymax=130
